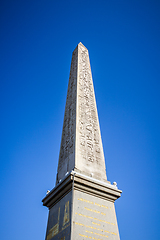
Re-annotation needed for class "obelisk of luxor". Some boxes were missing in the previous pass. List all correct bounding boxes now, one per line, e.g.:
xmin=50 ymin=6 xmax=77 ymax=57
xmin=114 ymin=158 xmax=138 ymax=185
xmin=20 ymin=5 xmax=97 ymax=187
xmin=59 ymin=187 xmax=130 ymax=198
xmin=42 ymin=43 xmax=122 ymax=240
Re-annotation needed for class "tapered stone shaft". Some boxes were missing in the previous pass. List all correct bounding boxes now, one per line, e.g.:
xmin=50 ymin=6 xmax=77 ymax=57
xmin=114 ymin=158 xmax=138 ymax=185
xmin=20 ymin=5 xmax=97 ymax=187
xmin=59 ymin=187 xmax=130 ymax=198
xmin=57 ymin=42 xmax=107 ymax=184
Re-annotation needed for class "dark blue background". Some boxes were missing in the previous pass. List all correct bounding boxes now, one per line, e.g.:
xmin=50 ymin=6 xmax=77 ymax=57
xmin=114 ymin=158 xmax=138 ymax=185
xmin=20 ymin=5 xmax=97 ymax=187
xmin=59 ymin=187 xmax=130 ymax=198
xmin=0 ymin=0 xmax=160 ymax=239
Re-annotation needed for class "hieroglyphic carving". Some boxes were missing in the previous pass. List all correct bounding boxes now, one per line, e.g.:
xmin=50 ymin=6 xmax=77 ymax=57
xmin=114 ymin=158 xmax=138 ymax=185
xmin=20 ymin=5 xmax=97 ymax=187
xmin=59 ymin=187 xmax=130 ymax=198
xmin=47 ymin=207 xmax=60 ymax=240
xmin=63 ymin=201 xmax=70 ymax=226
xmin=46 ymin=200 xmax=71 ymax=240
xmin=77 ymin=44 xmax=105 ymax=168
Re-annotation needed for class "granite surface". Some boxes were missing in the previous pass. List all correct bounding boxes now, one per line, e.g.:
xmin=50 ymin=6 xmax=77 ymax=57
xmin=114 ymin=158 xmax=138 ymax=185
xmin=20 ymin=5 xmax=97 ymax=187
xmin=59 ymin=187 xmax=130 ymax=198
xmin=57 ymin=43 xmax=107 ymax=184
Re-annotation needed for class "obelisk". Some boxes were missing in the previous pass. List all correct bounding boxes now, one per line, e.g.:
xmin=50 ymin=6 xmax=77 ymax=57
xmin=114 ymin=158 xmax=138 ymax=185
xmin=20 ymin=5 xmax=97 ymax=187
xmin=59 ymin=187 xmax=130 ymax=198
xmin=42 ymin=42 xmax=122 ymax=240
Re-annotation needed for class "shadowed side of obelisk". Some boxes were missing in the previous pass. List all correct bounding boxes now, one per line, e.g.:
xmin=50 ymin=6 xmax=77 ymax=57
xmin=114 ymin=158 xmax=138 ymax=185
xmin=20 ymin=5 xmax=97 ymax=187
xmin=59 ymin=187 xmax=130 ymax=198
xmin=56 ymin=46 xmax=78 ymax=184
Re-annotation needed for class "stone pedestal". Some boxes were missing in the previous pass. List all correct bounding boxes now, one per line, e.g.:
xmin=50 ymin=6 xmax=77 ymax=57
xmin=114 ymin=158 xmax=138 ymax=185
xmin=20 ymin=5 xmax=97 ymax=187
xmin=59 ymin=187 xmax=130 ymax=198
xmin=42 ymin=171 xmax=121 ymax=240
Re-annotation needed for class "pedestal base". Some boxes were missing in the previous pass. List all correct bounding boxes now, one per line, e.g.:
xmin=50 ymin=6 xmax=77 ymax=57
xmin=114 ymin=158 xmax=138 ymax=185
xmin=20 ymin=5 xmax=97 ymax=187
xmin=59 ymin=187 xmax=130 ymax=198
xmin=42 ymin=171 xmax=122 ymax=240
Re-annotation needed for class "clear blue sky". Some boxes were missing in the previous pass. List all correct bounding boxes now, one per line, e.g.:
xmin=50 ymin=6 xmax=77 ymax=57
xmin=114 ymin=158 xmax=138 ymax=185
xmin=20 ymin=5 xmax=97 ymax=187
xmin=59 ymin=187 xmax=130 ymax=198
xmin=0 ymin=0 xmax=160 ymax=239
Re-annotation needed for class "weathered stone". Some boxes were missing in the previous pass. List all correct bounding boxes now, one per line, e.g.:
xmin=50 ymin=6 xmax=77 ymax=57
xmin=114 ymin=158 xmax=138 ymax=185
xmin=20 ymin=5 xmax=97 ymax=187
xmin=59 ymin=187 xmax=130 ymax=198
xmin=57 ymin=42 xmax=107 ymax=184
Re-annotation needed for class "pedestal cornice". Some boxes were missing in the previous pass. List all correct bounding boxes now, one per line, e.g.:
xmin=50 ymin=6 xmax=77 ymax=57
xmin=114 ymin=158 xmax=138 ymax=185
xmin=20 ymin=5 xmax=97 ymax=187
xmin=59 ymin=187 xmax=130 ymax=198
xmin=42 ymin=171 xmax=122 ymax=209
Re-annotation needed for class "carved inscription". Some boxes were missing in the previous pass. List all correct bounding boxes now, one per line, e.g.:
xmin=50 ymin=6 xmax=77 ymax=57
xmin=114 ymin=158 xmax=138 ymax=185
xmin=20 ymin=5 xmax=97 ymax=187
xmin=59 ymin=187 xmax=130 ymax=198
xmin=63 ymin=201 xmax=70 ymax=227
xmin=78 ymin=198 xmax=111 ymax=210
xmin=75 ymin=212 xmax=115 ymax=226
xmin=79 ymin=234 xmax=101 ymax=240
xmin=47 ymin=208 xmax=60 ymax=240
xmin=74 ymin=193 xmax=119 ymax=239
xmin=77 ymin=45 xmax=103 ymax=166
xmin=47 ymin=201 xmax=70 ymax=240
